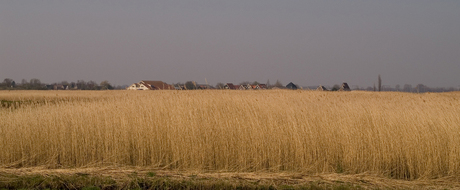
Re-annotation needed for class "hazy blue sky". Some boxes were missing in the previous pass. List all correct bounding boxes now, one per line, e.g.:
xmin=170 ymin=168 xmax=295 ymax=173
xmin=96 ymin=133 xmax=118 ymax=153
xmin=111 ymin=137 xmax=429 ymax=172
xmin=1 ymin=1 xmax=459 ymax=87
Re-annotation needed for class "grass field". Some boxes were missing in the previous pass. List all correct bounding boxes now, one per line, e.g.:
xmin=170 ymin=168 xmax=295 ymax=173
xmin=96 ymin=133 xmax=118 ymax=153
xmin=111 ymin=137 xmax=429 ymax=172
xmin=1 ymin=90 xmax=460 ymax=189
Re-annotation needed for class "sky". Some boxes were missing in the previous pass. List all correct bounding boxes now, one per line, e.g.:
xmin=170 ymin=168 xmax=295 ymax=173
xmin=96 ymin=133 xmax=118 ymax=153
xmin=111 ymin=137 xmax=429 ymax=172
xmin=1 ymin=1 xmax=459 ymax=88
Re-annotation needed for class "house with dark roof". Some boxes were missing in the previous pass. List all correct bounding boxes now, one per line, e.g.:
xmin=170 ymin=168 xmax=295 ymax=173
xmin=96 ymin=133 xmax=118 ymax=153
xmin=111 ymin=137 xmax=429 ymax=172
xmin=126 ymin=80 xmax=175 ymax=90
xmin=224 ymin=83 xmax=238 ymax=90
xmin=339 ymin=82 xmax=351 ymax=91
xmin=286 ymin=82 xmax=299 ymax=90
xmin=317 ymin=85 xmax=328 ymax=91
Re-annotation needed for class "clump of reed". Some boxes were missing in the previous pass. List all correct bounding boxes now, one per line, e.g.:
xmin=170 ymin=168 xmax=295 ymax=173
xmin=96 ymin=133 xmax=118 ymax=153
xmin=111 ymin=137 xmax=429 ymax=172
xmin=1 ymin=90 xmax=460 ymax=180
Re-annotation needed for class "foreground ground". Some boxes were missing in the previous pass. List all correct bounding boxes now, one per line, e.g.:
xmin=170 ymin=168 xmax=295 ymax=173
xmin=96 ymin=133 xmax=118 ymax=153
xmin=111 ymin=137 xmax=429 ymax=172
xmin=2 ymin=167 xmax=460 ymax=190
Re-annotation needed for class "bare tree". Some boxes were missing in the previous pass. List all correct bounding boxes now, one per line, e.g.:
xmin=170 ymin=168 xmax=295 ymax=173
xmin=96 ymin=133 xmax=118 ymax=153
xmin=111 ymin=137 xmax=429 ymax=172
xmin=86 ymin=81 xmax=98 ymax=90
xmin=215 ymin=83 xmax=225 ymax=89
xmin=274 ymin=80 xmax=283 ymax=87
xmin=403 ymin=84 xmax=412 ymax=92
xmin=29 ymin=78 xmax=43 ymax=89
xmin=378 ymin=75 xmax=382 ymax=92
xmin=2 ymin=78 xmax=14 ymax=87
xmin=100 ymin=80 xmax=113 ymax=90
xmin=185 ymin=81 xmax=196 ymax=90
xmin=239 ymin=81 xmax=250 ymax=85
xmin=76 ymin=80 xmax=87 ymax=90
xmin=70 ymin=82 xmax=77 ymax=89
xmin=331 ymin=84 xmax=340 ymax=91
xmin=20 ymin=79 xmax=30 ymax=89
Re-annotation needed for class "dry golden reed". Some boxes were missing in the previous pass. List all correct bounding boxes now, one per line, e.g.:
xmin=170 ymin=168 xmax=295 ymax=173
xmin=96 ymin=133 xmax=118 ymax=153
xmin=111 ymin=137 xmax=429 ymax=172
xmin=1 ymin=90 xmax=460 ymax=180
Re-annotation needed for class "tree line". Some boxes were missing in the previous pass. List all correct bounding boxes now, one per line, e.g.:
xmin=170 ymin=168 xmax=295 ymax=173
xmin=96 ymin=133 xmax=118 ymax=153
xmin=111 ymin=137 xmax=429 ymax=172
xmin=1 ymin=77 xmax=457 ymax=92
xmin=0 ymin=78 xmax=121 ymax=90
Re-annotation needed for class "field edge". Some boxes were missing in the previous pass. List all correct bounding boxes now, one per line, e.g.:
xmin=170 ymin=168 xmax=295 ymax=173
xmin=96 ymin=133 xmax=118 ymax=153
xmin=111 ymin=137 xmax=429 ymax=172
xmin=1 ymin=167 xmax=459 ymax=190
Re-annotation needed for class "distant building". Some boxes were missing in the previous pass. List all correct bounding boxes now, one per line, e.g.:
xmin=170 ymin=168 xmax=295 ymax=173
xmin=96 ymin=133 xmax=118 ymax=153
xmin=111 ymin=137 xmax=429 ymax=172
xmin=197 ymin=84 xmax=214 ymax=89
xmin=223 ymin=83 xmax=238 ymax=90
xmin=257 ymin=84 xmax=268 ymax=89
xmin=339 ymin=83 xmax=351 ymax=91
xmin=317 ymin=85 xmax=328 ymax=91
xmin=286 ymin=82 xmax=299 ymax=90
xmin=223 ymin=83 xmax=269 ymax=90
xmin=46 ymin=84 xmax=69 ymax=90
xmin=126 ymin=81 xmax=175 ymax=90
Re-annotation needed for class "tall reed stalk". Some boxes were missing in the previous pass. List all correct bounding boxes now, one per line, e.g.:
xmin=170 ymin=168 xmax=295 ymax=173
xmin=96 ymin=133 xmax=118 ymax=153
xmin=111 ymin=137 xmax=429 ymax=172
xmin=1 ymin=90 xmax=459 ymax=179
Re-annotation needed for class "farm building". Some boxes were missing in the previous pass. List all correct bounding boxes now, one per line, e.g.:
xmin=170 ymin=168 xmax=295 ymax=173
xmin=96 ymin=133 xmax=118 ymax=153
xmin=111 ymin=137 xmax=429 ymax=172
xmin=126 ymin=81 xmax=175 ymax=90
xmin=339 ymin=83 xmax=351 ymax=91
xmin=224 ymin=83 xmax=238 ymax=90
xmin=286 ymin=82 xmax=299 ymax=90
xmin=224 ymin=83 xmax=268 ymax=90
xmin=317 ymin=85 xmax=328 ymax=91
xmin=257 ymin=84 xmax=268 ymax=89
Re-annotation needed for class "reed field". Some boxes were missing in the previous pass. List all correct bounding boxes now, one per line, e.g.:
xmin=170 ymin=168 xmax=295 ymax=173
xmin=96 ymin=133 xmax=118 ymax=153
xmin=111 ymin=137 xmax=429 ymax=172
xmin=1 ymin=90 xmax=460 ymax=183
